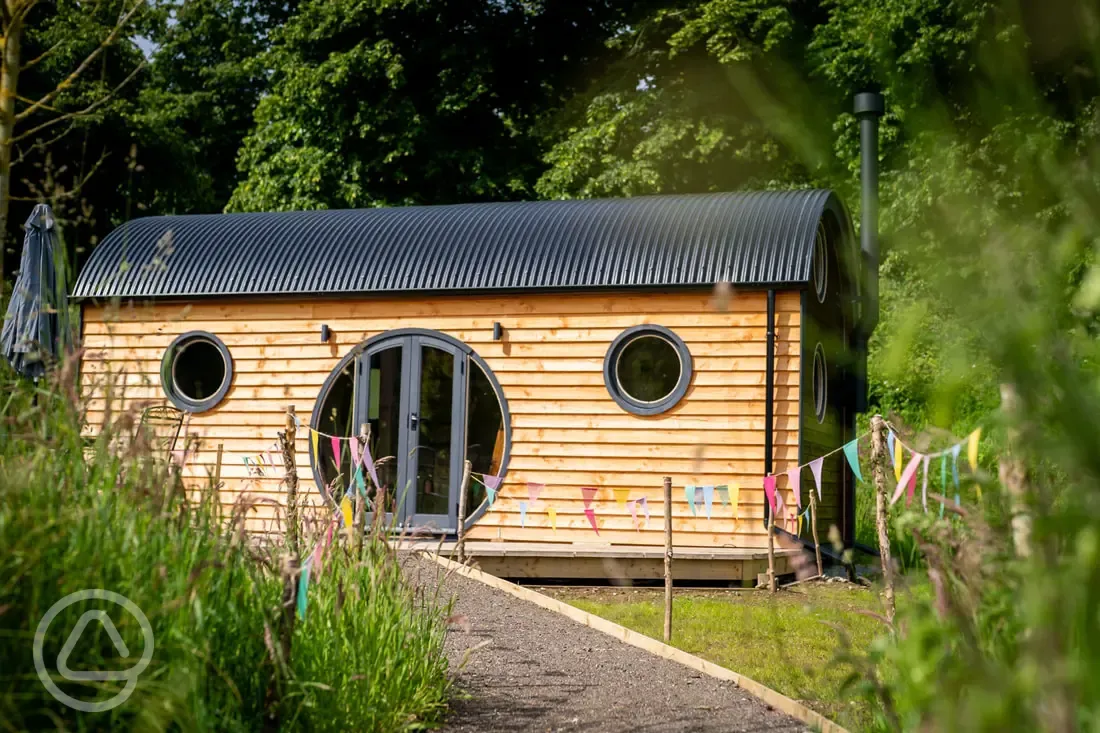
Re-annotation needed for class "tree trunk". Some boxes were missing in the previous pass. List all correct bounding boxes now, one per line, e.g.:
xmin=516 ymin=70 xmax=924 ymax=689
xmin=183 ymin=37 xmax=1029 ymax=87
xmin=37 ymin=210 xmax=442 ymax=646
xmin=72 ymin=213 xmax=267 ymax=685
xmin=0 ymin=10 xmax=23 ymax=281
xmin=871 ymin=415 xmax=896 ymax=624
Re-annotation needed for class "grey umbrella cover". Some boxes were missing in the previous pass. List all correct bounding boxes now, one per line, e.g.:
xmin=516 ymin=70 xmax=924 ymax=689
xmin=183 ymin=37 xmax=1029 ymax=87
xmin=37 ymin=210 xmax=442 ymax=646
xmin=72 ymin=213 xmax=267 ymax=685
xmin=1 ymin=204 xmax=69 ymax=380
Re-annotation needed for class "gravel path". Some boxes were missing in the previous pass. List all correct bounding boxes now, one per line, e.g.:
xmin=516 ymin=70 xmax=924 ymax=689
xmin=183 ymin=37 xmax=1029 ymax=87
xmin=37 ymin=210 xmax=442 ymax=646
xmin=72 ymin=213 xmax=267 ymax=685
xmin=405 ymin=556 xmax=807 ymax=733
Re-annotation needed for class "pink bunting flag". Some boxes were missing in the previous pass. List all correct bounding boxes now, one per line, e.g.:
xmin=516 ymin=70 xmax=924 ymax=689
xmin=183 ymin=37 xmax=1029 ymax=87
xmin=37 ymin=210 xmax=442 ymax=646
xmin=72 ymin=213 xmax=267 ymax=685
xmin=266 ymin=449 xmax=277 ymax=471
xmin=763 ymin=475 xmax=777 ymax=513
xmin=809 ymin=457 xmax=824 ymax=501
xmin=527 ymin=482 xmax=544 ymax=505
xmin=906 ymin=456 xmax=920 ymax=507
xmin=349 ymin=438 xmax=360 ymax=469
xmin=629 ymin=500 xmax=640 ymax=530
xmin=581 ymin=487 xmax=598 ymax=509
xmin=361 ymin=441 xmax=382 ymax=490
xmin=639 ymin=496 xmax=650 ymax=525
xmin=482 ymin=474 xmax=501 ymax=504
xmin=786 ymin=466 xmax=802 ymax=509
xmin=890 ymin=453 xmax=923 ymax=506
xmin=775 ymin=489 xmax=786 ymax=518
xmin=331 ymin=437 xmax=342 ymax=467
xmin=584 ymin=508 xmax=600 ymax=535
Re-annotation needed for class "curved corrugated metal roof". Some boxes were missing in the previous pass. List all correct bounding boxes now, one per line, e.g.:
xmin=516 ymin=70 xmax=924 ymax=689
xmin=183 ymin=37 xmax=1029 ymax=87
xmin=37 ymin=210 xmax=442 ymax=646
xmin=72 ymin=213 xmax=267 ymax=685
xmin=71 ymin=190 xmax=853 ymax=300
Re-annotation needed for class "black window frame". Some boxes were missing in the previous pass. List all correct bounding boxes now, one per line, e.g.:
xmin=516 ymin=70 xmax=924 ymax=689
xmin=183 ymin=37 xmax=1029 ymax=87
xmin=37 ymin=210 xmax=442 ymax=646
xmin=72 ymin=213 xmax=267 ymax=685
xmin=603 ymin=324 xmax=693 ymax=416
xmin=160 ymin=331 xmax=234 ymax=413
xmin=813 ymin=342 xmax=827 ymax=423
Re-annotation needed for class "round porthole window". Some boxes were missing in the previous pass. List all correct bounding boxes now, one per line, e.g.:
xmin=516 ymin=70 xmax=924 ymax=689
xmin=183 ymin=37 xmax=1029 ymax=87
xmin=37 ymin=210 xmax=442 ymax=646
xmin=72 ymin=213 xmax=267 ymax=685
xmin=813 ymin=222 xmax=828 ymax=303
xmin=604 ymin=325 xmax=693 ymax=416
xmin=160 ymin=331 xmax=233 ymax=413
xmin=813 ymin=343 xmax=827 ymax=423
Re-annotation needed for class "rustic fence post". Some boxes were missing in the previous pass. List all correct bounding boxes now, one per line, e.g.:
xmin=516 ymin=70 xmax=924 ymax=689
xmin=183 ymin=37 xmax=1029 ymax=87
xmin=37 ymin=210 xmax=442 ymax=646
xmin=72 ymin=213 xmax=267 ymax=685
xmin=456 ymin=459 xmax=472 ymax=563
xmin=281 ymin=405 xmax=300 ymax=558
xmin=871 ymin=415 xmax=895 ymax=623
xmin=663 ymin=476 xmax=673 ymax=643
xmin=999 ymin=383 xmax=1032 ymax=558
xmin=809 ymin=484 xmax=823 ymax=578
xmin=767 ymin=497 xmax=777 ymax=592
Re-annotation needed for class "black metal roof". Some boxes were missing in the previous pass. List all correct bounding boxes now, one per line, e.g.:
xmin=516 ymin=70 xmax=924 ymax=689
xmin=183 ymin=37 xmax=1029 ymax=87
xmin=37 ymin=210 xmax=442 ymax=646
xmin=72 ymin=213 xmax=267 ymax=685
xmin=71 ymin=190 xmax=852 ymax=300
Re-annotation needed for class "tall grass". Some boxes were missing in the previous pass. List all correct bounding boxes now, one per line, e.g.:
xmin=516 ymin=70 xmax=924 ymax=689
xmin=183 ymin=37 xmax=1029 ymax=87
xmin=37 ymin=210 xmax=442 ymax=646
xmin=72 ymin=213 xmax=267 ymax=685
xmin=0 ymin=356 xmax=452 ymax=731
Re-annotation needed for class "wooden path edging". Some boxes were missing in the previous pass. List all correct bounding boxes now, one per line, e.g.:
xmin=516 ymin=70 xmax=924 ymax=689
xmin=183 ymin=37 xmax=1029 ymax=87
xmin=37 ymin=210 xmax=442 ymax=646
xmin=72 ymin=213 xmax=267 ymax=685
xmin=426 ymin=551 xmax=849 ymax=733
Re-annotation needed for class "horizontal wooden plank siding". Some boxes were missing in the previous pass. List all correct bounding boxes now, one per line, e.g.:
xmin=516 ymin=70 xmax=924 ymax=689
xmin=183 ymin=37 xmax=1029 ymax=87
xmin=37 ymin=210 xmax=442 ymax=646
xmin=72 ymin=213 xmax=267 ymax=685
xmin=81 ymin=290 xmax=800 ymax=547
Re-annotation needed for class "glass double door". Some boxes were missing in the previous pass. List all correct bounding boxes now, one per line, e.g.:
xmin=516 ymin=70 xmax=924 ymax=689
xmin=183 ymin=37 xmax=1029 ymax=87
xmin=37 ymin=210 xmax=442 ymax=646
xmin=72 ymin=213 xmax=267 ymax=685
xmin=355 ymin=334 xmax=466 ymax=532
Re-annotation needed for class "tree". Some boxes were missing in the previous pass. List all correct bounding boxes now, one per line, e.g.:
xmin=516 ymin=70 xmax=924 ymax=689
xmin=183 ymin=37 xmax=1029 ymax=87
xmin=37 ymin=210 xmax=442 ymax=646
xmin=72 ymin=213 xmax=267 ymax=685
xmin=229 ymin=0 xmax=637 ymax=212
xmin=0 ymin=0 xmax=149 ymax=281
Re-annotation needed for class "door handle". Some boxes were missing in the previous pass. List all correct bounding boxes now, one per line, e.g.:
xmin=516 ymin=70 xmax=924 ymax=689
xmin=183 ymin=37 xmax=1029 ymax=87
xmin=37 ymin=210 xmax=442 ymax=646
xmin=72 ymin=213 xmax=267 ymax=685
xmin=409 ymin=413 xmax=418 ymax=431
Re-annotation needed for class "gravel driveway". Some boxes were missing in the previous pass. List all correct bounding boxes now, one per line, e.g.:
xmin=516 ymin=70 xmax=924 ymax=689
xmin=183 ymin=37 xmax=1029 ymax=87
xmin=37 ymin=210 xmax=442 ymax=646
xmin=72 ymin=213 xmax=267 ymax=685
xmin=405 ymin=556 xmax=807 ymax=733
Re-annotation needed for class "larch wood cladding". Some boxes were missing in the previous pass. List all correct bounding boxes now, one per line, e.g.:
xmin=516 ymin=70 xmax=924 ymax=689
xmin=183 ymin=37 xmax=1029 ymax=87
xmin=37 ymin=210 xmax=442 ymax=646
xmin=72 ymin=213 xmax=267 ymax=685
xmin=80 ymin=290 xmax=801 ymax=548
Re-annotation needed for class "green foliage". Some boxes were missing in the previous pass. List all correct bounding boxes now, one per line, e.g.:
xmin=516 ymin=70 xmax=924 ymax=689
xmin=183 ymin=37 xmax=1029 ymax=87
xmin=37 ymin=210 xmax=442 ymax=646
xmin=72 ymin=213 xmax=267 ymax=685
xmin=229 ymin=0 xmax=634 ymax=211
xmin=0 ymin=361 xmax=451 ymax=730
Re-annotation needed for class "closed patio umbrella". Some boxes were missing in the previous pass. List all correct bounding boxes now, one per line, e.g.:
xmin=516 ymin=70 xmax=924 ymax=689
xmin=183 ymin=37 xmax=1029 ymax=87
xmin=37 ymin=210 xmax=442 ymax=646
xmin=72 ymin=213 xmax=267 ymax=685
xmin=1 ymin=204 xmax=70 ymax=380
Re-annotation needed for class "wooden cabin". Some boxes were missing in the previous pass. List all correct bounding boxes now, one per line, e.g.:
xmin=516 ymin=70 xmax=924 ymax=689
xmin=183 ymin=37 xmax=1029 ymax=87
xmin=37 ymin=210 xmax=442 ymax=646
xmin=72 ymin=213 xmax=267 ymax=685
xmin=72 ymin=190 xmax=865 ymax=581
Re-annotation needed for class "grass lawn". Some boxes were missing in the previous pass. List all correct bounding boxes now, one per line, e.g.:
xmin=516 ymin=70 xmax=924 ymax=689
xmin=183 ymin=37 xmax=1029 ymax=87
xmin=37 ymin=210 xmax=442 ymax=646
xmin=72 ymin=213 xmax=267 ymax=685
xmin=541 ymin=578 xmax=915 ymax=731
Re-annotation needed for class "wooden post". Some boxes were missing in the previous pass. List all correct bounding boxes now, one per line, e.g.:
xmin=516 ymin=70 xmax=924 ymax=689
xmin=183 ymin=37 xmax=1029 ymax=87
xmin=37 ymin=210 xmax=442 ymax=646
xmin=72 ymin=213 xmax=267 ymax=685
xmin=281 ymin=406 xmax=300 ymax=558
xmin=871 ymin=415 xmax=895 ymax=623
xmin=809 ymin=485 xmax=823 ymax=577
xmin=663 ymin=476 xmax=673 ymax=643
xmin=767 ymin=498 xmax=776 ymax=592
xmin=456 ymin=459 xmax=472 ymax=563
xmin=999 ymin=383 xmax=1032 ymax=558
xmin=353 ymin=423 xmax=369 ymax=555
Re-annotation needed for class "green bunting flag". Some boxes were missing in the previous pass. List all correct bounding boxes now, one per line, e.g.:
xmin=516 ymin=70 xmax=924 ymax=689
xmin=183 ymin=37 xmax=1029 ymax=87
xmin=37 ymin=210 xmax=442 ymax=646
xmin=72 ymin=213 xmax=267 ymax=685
xmin=843 ymin=439 xmax=863 ymax=482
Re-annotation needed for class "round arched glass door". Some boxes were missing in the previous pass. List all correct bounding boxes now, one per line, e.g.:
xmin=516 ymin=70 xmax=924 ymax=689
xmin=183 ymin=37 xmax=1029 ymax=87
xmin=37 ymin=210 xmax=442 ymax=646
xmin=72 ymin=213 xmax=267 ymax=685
xmin=313 ymin=329 xmax=509 ymax=533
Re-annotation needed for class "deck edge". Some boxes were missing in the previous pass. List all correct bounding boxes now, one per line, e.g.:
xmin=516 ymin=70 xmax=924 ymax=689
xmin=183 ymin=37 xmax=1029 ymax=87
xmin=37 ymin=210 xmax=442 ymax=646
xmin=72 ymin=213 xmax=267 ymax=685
xmin=426 ymin=551 xmax=849 ymax=733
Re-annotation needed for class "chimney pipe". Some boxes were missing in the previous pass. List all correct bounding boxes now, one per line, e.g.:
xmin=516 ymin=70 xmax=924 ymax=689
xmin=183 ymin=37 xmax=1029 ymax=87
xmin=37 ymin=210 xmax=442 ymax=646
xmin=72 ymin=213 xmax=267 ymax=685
xmin=853 ymin=91 xmax=884 ymax=414
xmin=854 ymin=92 xmax=885 ymax=335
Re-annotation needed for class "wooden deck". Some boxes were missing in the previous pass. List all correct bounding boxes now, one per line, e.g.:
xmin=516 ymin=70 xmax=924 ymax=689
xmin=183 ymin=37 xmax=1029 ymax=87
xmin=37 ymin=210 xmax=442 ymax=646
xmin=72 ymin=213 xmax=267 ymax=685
xmin=397 ymin=540 xmax=799 ymax=584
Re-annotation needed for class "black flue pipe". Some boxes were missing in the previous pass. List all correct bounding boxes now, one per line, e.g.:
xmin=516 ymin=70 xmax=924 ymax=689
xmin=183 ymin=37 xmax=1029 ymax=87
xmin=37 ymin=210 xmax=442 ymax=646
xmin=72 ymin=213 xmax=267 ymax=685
xmin=854 ymin=92 xmax=885 ymax=338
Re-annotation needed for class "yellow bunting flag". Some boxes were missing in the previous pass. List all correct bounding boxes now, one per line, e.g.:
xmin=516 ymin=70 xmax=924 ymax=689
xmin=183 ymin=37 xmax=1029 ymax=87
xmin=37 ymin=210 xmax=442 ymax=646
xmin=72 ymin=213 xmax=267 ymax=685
xmin=548 ymin=506 xmax=557 ymax=531
xmin=894 ymin=437 xmax=903 ymax=482
xmin=729 ymin=482 xmax=741 ymax=518
xmin=967 ymin=428 xmax=981 ymax=472
xmin=311 ymin=428 xmax=320 ymax=465
xmin=613 ymin=488 xmax=629 ymax=506
xmin=340 ymin=496 xmax=353 ymax=531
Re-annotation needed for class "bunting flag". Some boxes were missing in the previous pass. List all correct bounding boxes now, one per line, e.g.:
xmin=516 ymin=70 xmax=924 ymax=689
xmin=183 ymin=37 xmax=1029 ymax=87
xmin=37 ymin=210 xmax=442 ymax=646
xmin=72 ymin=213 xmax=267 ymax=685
xmin=955 ymin=492 xmax=961 ymax=507
xmin=340 ymin=495 xmax=354 ymax=530
xmin=640 ymin=496 xmax=650 ymax=525
xmin=483 ymin=475 xmax=501 ymax=505
xmin=728 ymin=483 xmax=740 ymax=518
xmin=350 ymin=439 xmax=361 ymax=469
xmin=888 ymin=431 xmax=896 ymax=468
xmin=297 ymin=563 xmax=311 ymax=620
xmin=315 ymin=519 xmax=336 ymax=577
xmin=967 ymin=428 xmax=982 ymax=472
xmin=775 ymin=489 xmax=786 ymax=518
xmin=311 ymin=429 xmax=319 ymax=467
xmin=891 ymin=453 xmax=923 ymax=506
xmin=331 ymin=437 xmax=342 ymax=467
xmin=702 ymin=485 xmax=714 ymax=519
xmin=361 ymin=441 xmax=382 ymax=491
xmin=809 ymin=457 xmax=825 ymax=500
xmin=613 ymin=488 xmax=630 ymax=506
xmin=548 ymin=506 xmax=557 ymax=530
xmin=951 ymin=444 xmax=962 ymax=487
xmin=527 ymin=482 xmax=544 ymax=505
xmin=893 ymin=434 xmax=904 ymax=482
xmin=716 ymin=485 xmax=730 ymax=506
xmin=266 ymin=449 xmax=277 ymax=472
xmin=921 ymin=454 xmax=931 ymax=512
xmin=685 ymin=485 xmax=697 ymax=516
xmin=581 ymin=487 xmax=598 ymax=509
xmin=584 ymin=508 xmax=599 ymax=535
xmin=763 ymin=476 xmax=777 ymax=513
xmin=786 ymin=466 xmax=802 ymax=509
xmin=629 ymin=499 xmax=640 ymax=530
xmin=843 ymin=439 xmax=863 ymax=483
xmin=353 ymin=465 xmax=366 ymax=494
xmin=519 ymin=502 xmax=528 ymax=528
